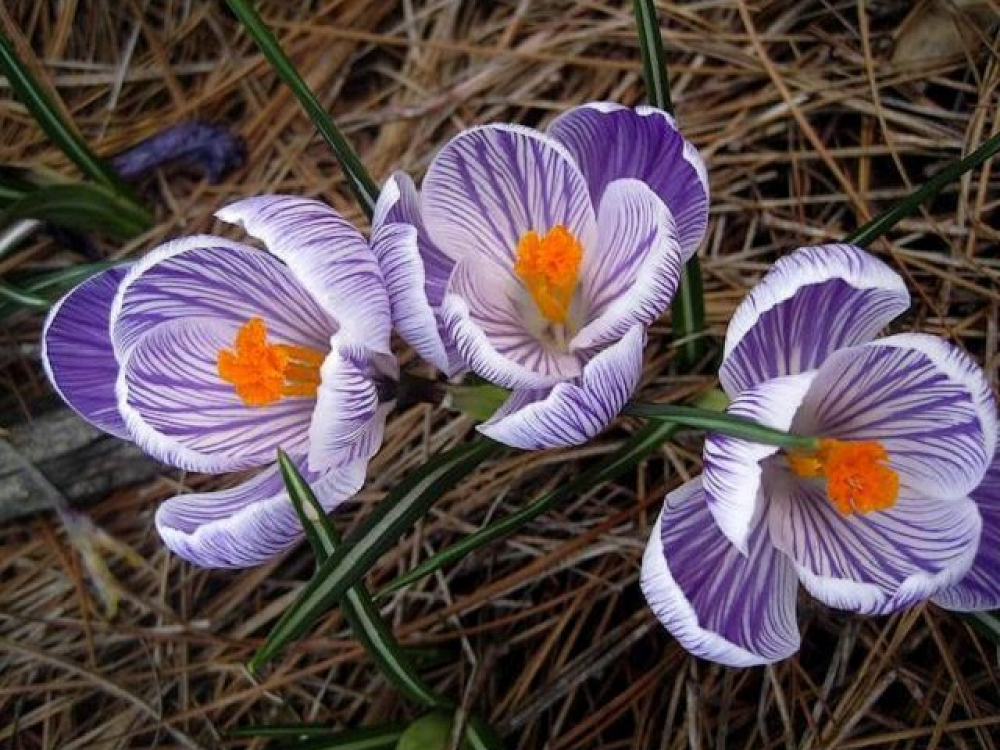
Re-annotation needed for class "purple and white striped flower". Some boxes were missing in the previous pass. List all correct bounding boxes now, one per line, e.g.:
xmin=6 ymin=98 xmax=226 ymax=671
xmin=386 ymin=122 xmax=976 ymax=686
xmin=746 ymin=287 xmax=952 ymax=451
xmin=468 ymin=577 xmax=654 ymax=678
xmin=42 ymin=196 xmax=396 ymax=568
xmin=641 ymin=244 xmax=998 ymax=666
xmin=372 ymin=102 xmax=708 ymax=450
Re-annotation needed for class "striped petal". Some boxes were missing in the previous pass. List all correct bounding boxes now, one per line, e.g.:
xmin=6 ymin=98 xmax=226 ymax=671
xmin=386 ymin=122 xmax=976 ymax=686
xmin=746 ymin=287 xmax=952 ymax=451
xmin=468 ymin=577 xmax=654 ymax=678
xmin=422 ymin=124 xmax=597 ymax=269
xmin=548 ymin=102 xmax=709 ymax=259
xmin=441 ymin=255 xmax=581 ymax=389
xmin=768 ymin=472 xmax=981 ymax=615
xmin=571 ymin=179 xmax=684 ymax=351
xmin=216 ymin=196 xmax=391 ymax=352
xmin=373 ymin=171 xmax=454 ymax=309
xmin=703 ymin=371 xmax=815 ymax=553
xmin=720 ymin=244 xmax=910 ymax=396
xmin=641 ymin=478 xmax=800 ymax=667
xmin=933 ymin=449 xmax=1000 ymax=611
xmin=118 ymin=319 xmax=314 ymax=473
xmin=42 ymin=266 xmax=131 ymax=439
xmin=479 ymin=324 xmax=645 ymax=450
xmin=155 ymin=458 xmax=367 ymax=568
xmin=110 ymin=236 xmax=334 ymax=359
xmin=307 ymin=338 xmax=397 ymax=472
xmin=792 ymin=334 xmax=998 ymax=501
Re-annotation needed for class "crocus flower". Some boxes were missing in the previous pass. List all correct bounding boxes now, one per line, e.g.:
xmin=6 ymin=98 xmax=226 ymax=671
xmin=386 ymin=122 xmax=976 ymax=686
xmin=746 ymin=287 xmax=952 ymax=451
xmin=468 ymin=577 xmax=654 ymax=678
xmin=641 ymin=244 xmax=998 ymax=666
xmin=371 ymin=102 xmax=708 ymax=450
xmin=42 ymin=197 xmax=396 ymax=568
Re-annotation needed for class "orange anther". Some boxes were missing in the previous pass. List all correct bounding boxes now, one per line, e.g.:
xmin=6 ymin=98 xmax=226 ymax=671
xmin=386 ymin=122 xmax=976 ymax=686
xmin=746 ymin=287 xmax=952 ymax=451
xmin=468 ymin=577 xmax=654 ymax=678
xmin=514 ymin=225 xmax=583 ymax=325
xmin=217 ymin=317 xmax=324 ymax=406
xmin=788 ymin=438 xmax=900 ymax=515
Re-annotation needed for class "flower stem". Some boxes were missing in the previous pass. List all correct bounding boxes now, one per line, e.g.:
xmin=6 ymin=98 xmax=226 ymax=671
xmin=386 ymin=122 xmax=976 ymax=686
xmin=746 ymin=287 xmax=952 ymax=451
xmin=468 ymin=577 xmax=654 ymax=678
xmin=624 ymin=402 xmax=818 ymax=451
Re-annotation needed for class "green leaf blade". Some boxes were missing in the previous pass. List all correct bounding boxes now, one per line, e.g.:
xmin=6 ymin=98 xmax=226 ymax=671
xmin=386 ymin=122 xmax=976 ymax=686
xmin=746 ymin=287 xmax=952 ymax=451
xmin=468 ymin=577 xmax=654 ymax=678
xmin=0 ymin=32 xmax=136 ymax=198
xmin=224 ymin=0 xmax=379 ymax=218
xmin=252 ymin=437 xmax=501 ymax=671
xmin=0 ymin=183 xmax=153 ymax=239
xmin=378 ymin=420 xmax=679 ymax=598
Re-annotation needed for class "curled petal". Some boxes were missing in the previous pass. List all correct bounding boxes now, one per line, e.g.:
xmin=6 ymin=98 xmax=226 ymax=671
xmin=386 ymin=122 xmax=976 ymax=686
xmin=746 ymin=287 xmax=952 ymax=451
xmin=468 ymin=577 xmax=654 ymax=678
xmin=571 ymin=179 xmax=684 ymax=351
xmin=703 ymin=371 xmax=815 ymax=553
xmin=479 ymin=324 xmax=645 ymax=450
xmin=933 ymin=450 xmax=1000 ymax=611
xmin=371 ymin=221 xmax=453 ymax=374
xmin=641 ymin=478 xmax=800 ymax=667
xmin=307 ymin=339 xmax=397 ymax=472
xmin=216 ymin=196 xmax=391 ymax=352
xmin=793 ymin=334 xmax=998 ymax=501
xmin=118 ymin=320 xmax=314 ymax=473
xmin=111 ymin=236 xmax=334 ymax=359
xmin=720 ymin=244 xmax=910 ymax=396
xmin=155 ymin=458 xmax=367 ymax=568
xmin=548 ymin=102 xmax=709 ymax=259
xmin=768 ymin=473 xmax=981 ymax=615
xmin=42 ymin=266 xmax=131 ymax=438
xmin=373 ymin=172 xmax=454 ymax=309
xmin=441 ymin=256 xmax=581 ymax=389
xmin=422 ymin=124 xmax=597 ymax=269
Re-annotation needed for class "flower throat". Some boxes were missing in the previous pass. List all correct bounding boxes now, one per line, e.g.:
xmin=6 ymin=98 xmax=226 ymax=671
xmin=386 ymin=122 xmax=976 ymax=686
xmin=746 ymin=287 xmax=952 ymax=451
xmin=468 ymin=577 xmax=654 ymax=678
xmin=514 ymin=225 xmax=582 ymax=326
xmin=788 ymin=438 xmax=900 ymax=515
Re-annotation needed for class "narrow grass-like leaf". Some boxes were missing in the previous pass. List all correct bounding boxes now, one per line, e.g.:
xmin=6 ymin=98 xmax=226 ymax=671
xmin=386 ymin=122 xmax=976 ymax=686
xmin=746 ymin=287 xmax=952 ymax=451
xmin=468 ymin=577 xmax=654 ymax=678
xmin=225 ymin=0 xmax=379 ymax=218
xmin=278 ymin=451 xmax=442 ymax=708
xmin=632 ymin=0 xmax=705 ymax=366
xmin=251 ymin=437 xmax=502 ymax=671
xmin=228 ymin=723 xmax=406 ymax=749
xmin=0 ymin=183 xmax=153 ymax=239
xmin=0 ymin=278 xmax=49 ymax=310
xmin=846 ymin=130 xmax=1000 ymax=248
xmin=0 ymin=261 xmax=124 ymax=318
xmin=0 ymin=32 xmax=134 ymax=197
xmin=965 ymin=611 xmax=1000 ymax=645
xmin=378 ymin=420 xmax=679 ymax=598
xmin=624 ymin=402 xmax=817 ymax=450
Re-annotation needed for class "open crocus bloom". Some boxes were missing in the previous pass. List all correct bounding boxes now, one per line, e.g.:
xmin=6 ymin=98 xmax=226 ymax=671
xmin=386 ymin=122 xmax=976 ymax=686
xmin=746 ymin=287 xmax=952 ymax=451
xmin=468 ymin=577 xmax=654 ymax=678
xmin=372 ymin=102 xmax=708 ymax=450
xmin=641 ymin=244 xmax=998 ymax=666
xmin=42 ymin=196 xmax=396 ymax=568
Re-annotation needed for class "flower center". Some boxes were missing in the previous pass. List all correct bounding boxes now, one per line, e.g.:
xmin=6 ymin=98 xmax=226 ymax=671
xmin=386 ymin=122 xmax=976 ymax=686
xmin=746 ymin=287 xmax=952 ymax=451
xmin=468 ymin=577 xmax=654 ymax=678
xmin=514 ymin=225 xmax=582 ymax=325
xmin=787 ymin=438 xmax=900 ymax=515
xmin=217 ymin=317 xmax=325 ymax=406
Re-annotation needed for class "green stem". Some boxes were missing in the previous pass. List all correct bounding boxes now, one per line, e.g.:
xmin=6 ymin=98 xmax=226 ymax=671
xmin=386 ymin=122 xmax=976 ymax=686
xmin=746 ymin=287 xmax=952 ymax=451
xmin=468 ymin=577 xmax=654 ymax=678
xmin=623 ymin=402 xmax=818 ymax=451
xmin=846 ymin=130 xmax=1000 ymax=247
xmin=225 ymin=0 xmax=380 ymax=218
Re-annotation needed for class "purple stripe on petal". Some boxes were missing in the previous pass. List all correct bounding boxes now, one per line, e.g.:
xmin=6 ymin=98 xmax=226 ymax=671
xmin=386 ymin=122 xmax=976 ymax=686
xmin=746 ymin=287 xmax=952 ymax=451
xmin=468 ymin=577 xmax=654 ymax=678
xmin=720 ymin=244 xmax=910 ymax=396
xmin=111 ymin=236 xmax=334 ymax=358
xmin=118 ymin=319 xmax=314 ymax=473
xmin=571 ymin=178 xmax=684 ymax=351
xmin=933 ymin=450 xmax=1000 ymax=611
xmin=767 ymin=472 xmax=981 ymax=615
xmin=307 ymin=338 xmax=396 ymax=472
xmin=42 ymin=266 xmax=131 ymax=439
xmin=548 ymin=102 xmax=709 ymax=260
xmin=479 ymin=324 xmax=645 ymax=450
xmin=703 ymin=371 xmax=814 ymax=553
xmin=155 ymin=458 xmax=366 ymax=568
xmin=371 ymin=221 xmax=453 ymax=374
xmin=373 ymin=172 xmax=455 ymax=309
xmin=441 ymin=256 xmax=581 ymax=389
xmin=793 ymin=334 xmax=997 ymax=500
xmin=641 ymin=478 xmax=800 ymax=667
xmin=422 ymin=124 xmax=597 ymax=271
xmin=217 ymin=196 xmax=391 ymax=352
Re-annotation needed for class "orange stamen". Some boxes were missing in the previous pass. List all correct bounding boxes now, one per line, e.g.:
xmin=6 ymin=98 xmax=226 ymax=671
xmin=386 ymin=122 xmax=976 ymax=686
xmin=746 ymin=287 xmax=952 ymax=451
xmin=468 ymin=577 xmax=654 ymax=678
xmin=217 ymin=317 xmax=325 ymax=406
xmin=514 ymin=225 xmax=583 ymax=325
xmin=788 ymin=438 xmax=900 ymax=515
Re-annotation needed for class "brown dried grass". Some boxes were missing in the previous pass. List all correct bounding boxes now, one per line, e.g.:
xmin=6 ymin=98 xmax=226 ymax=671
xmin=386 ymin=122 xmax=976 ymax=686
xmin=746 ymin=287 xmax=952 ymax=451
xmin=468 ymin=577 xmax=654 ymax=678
xmin=1 ymin=1 xmax=999 ymax=748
